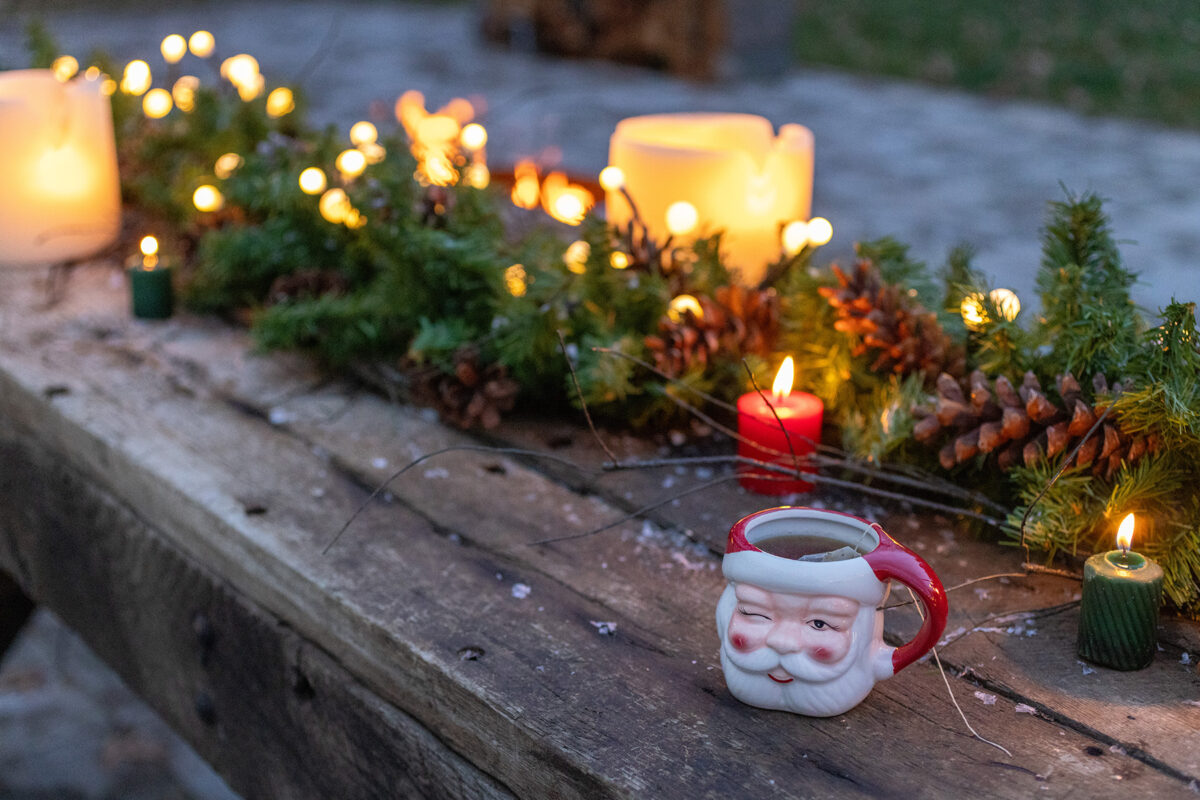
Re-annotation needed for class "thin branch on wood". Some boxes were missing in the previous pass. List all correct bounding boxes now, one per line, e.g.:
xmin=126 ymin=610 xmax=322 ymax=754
xmin=591 ymin=346 xmax=738 ymax=412
xmin=1017 ymin=403 xmax=1114 ymax=562
xmin=526 ymin=473 xmax=745 ymax=546
xmin=321 ymin=444 xmax=591 ymax=554
xmin=742 ymin=358 xmax=804 ymax=477
xmin=558 ymin=329 xmax=620 ymax=466
xmin=937 ymin=600 xmax=1081 ymax=650
xmin=907 ymin=587 xmax=1013 ymax=758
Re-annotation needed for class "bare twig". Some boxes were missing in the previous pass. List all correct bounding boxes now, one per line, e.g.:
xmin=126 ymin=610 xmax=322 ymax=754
xmin=907 ymin=587 xmax=1013 ymax=758
xmin=526 ymin=473 xmax=744 ymax=546
xmin=321 ymin=445 xmax=590 ymax=554
xmin=592 ymin=346 xmax=738 ymax=412
xmin=558 ymin=330 xmax=621 ymax=466
xmin=742 ymin=358 xmax=803 ymax=479
xmin=1018 ymin=404 xmax=1114 ymax=562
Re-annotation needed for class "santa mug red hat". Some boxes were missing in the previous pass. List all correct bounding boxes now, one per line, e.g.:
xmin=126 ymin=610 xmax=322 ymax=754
xmin=717 ymin=506 xmax=947 ymax=716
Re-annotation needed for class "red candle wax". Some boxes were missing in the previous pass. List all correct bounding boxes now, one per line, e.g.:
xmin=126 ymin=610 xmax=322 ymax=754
xmin=736 ymin=390 xmax=823 ymax=494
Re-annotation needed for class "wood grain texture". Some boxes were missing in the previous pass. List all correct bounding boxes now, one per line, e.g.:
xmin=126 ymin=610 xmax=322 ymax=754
xmin=0 ymin=265 xmax=1197 ymax=798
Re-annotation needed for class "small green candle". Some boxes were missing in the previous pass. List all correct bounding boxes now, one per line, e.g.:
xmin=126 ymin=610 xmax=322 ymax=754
xmin=128 ymin=235 xmax=174 ymax=320
xmin=1077 ymin=514 xmax=1163 ymax=671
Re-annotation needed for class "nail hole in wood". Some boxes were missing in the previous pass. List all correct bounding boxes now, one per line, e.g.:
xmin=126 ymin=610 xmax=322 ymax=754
xmin=457 ymin=646 xmax=485 ymax=661
xmin=545 ymin=434 xmax=573 ymax=449
xmin=42 ymin=385 xmax=70 ymax=398
xmin=291 ymin=666 xmax=315 ymax=701
xmin=1084 ymin=746 xmax=1104 ymax=757
xmin=195 ymin=690 xmax=217 ymax=725
xmin=484 ymin=463 xmax=506 ymax=474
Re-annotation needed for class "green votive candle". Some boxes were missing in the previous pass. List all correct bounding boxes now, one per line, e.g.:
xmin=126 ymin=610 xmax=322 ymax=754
xmin=128 ymin=236 xmax=174 ymax=319
xmin=1077 ymin=519 xmax=1163 ymax=670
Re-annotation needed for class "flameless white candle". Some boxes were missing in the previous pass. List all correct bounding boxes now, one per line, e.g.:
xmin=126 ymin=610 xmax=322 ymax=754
xmin=0 ymin=69 xmax=121 ymax=266
xmin=606 ymin=113 xmax=814 ymax=286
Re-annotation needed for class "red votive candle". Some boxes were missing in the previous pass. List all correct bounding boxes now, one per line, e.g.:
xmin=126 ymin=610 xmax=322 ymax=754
xmin=737 ymin=357 xmax=823 ymax=494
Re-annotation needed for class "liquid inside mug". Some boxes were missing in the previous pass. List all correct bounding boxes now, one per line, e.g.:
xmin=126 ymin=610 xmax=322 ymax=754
xmin=716 ymin=507 xmax=948 ymax=717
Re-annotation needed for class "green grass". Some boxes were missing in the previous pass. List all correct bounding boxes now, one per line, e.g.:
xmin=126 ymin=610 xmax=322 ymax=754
xmin=793 ymin=0 xmax=1200 ymax=129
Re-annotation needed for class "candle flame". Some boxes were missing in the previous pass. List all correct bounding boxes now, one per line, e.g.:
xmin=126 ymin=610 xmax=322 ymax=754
xmin=1116 ymin=513 xmax=1135 ymax=552
xmin=772 ymin=356 xmax=795 ymax=400
xmin=140 ymin=236 xmax=159 ymax=257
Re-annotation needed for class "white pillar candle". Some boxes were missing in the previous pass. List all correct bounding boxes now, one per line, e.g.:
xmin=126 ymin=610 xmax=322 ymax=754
xmin=0 ymin=69 xmax=121 ymax=266
xmin=606 ymin=113 xmax=813 ymax=286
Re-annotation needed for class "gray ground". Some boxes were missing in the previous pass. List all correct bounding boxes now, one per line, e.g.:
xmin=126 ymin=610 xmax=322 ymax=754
xmin=2 ymin=2 xmax=1200 ymax=798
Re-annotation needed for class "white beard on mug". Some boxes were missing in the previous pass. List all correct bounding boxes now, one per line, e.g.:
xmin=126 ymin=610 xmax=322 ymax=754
xmin=716 ymin=584 xmax=886 ymax=717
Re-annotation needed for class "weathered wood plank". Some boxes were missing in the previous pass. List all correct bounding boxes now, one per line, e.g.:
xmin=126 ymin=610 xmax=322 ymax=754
xmin=1 ymin=265 xmax=1196 ymax=798
xmin=0 ymin=434 xmax=514 ymax=800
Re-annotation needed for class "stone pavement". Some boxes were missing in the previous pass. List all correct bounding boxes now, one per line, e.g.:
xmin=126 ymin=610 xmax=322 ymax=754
xmin=1 ymin=2 xmax=1199 ymax=797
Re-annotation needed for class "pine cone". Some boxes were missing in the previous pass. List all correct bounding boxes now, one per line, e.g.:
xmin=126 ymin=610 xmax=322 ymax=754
xmin=819 ymin=259 xmax=965 ymax=381
xmin=412 ymin=348 xmax=519 ymax=430
xmin=644 ymin=286 xmax=779 ymax=377
xmin=267 ymin=269 xmax=349 ymax=305
xmin=913 ymin=370 xmax=1158 ymax=479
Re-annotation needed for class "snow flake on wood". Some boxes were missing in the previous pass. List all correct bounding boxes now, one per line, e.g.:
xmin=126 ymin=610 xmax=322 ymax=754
xmin=511 ymin=583 xmax=531 ymax=599
xmin=590 ymin=621 xmax=617 ymax=636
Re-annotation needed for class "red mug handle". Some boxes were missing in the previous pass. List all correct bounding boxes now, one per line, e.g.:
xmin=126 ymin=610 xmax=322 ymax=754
xmin=863 ymin=525 xmax=948 ymax=673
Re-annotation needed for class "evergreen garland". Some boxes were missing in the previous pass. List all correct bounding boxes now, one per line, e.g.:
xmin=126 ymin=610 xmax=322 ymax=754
xmin=26 ymin=30 xmax=1200 ymax=613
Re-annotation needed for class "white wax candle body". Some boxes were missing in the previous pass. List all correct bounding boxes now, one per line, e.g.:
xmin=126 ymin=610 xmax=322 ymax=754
xmin=0 ymin=69 xmax=121 ymax=266
xmin=607 ymin=113 xmax=813 ymax=286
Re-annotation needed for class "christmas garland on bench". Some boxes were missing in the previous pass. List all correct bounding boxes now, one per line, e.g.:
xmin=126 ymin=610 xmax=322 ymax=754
xmin=26 ymin=26 xmax=1200 ymax=614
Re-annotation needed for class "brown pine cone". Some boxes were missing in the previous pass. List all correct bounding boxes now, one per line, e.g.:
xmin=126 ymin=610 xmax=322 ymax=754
xmin=914 ymin=370 xmax=1157 ymax=479
xmin=819 ymin=259 xmax=965 ymax=381
xmin=267 ymin=269 xmax=349 ymax=305
xmin=644 ymin=287 xmax=779 ymax=377
xmin=412 ymin=348 xmax=519 ymax=430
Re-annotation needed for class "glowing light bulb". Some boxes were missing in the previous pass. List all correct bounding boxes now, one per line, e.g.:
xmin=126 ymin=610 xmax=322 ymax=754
xmin=359 ymin=142 xmax=386 ymax=164
xmin=142 ymin=88 xmax=173 ymax=119
xmin=806 ymin=217 xmax=833 ymax=246
xmin=172 ymin=75 xmax=199 ymax=112
xmin=100 ymin=77 xmax=117 ymax=96
xmin=349 ymin=120 xmax=378 ymax=146
xmin=318 ymin=188 xmax=351 ymax=224
xmin=188 ymin=31 xmax=215 ymax=58
xmin=52 ymin=55 xmax=79 ymax=82
xmin=667 ymin=294 xmax=704 ymax=324
xmin=505 ymin=264 xmax=528 ymax=297
xmin=460 ymin=123 xmax=487 ymax=151
xmin=598 ymin=166 xmax=625 ymax=192
xmin=192 ymin=184 xmax=224 ymax=212
xmin=84 ymin=66 xmax=100 ymax=81
xmin=140 ymin=236 xmax=159 ymax=257
xmin=772 ymin=356 xmax=795 ymax=400
xmin=161 ymin=34 xmax=187 ymax=64
xmin=336 ymin=148 xmax=367 ymax=178
xmin=463 ymin=162 xmax=489 ymax=189
xmin=960 ymin=293 xmax=988 ymax=330
xmin=266 ymin=87 xmax=295 ymax=118
xmin=990 ymin=288 xmax=1021 ymax=322
xmin=298 ymin=167 xmax=327 ymax=195
xmin=552 ymin=193 xmax=587 ymax=226
xmin=610 ymin=251 xmax=630 ymax=270
xmin=222 ymin=54 xmax=259 ymax=88
xmin=236 ymin=73 xmax=264 ymax=102
xmin=665 ymin=201 xmax=698 ymax=237
xmin=782 ymin=220 xmax=809 ymax=256
xmin=214 ymin=153 xmax=244 ymax=180
xmin=563 ymin=240 xmax=590 ymax=274
xmin=121 ymin=60 xmax=152 ymax=96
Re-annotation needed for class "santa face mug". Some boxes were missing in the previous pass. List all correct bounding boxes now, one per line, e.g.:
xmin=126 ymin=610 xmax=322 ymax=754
xmin=716 ymin=506 xmax=947 ymax=717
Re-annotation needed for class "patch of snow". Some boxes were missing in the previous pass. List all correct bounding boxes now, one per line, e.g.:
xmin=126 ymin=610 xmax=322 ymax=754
xmin=974 ymin=691 xmax=997 ymax=706
xmin=371 ymin=456 xmax=389 ymax=469
xmin=511 ymin=583 xmax=531 ymax=599
xmin=424 ymin=467 xmax=450 ymax=479
xmin=1014 ymin=703 xmax=1037 ymax=714
xmin=268 ymin=407 xmax=296 ymax=425
xmin=590 ymin=621 xmax=617 ymax=636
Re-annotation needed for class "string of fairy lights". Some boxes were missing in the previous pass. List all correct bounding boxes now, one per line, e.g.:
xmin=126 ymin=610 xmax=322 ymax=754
xmin=46 ymin=31 xmax=1018 ymax=327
